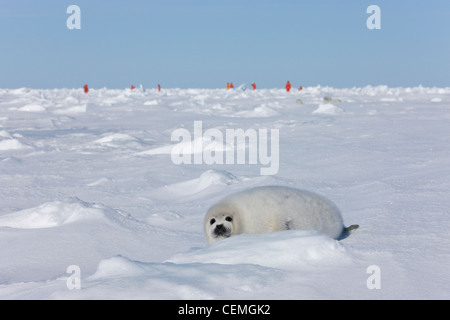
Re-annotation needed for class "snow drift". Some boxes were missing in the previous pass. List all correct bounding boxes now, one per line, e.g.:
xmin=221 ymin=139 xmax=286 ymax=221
xmin=0 ymin=200 xmax=111 ymax=229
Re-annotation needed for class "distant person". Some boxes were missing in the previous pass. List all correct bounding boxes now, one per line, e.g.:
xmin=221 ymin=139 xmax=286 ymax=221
xmin=230 ymin=82 xmax=234 ymax=89
xmin=226 ymin=83 xmax=230 ymax=90
xmin=84 ymin=84 xmax=89 ymax=94
xmin=298 ymin=86 xmax=303 ymax=91
xmin=252 ymin=83 xmax=256 ymax=90
xmin=131 ymin=85 xmax=135 ymax=90
xmin=286 ymin=81 xmax=291 ymax=92
xmin=158 ymin=84 xmax=161 ymax=92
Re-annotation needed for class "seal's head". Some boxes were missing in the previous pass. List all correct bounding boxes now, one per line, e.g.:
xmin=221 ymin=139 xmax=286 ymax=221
xmin=204 ymin=205 xmax=236 ymax=244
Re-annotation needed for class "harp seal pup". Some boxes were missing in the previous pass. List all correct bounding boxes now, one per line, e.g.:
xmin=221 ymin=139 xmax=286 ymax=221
xmin=204 ymin=186 xmax=358 ymax=244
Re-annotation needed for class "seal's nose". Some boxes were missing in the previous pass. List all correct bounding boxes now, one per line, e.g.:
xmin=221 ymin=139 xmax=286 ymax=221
xmin=214 ymin=224 xmax=226 ymax=235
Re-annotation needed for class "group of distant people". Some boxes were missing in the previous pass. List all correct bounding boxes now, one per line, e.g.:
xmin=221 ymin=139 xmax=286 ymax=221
xmin=226 ymin=81 xmax=302 ymax=92
xmin=226 ymin=82 xmax=255 ymax=90
xmin=83 ymin=82 xmax=303 ymax=93
xmin=285 ymin=81 xmax=303 ymax=92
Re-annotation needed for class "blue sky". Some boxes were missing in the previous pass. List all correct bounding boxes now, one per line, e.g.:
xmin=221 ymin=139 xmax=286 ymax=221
xmin=1 ymin=0 xmax=449 ymax=89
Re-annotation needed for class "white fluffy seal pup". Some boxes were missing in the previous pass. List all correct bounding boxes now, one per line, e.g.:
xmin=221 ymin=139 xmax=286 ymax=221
xmin=204 ymin=186 xmax=358 ymax=244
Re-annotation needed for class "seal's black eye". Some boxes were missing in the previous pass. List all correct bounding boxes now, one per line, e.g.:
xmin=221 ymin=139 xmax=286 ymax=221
xmin=225 ymin=216 xmax=232 ymax=222
xmin=210 ymin=218 xmax=216 ymax=225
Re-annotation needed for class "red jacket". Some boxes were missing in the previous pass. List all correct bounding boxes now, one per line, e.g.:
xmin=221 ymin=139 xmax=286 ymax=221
xmin=286 ymin=81 xmax=291 ymax=92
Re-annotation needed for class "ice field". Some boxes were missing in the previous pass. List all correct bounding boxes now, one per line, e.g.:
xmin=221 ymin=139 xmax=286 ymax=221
xmin=0 ymin=85 xmax=449 ymax=299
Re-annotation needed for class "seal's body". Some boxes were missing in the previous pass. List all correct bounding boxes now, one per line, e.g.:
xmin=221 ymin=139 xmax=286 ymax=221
xmin=204 ymin=186 xmax=357 ymax=244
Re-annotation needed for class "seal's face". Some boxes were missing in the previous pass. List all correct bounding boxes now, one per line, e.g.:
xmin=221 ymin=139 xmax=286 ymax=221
xmin=207 ymin=214 xmax=234 ymax=243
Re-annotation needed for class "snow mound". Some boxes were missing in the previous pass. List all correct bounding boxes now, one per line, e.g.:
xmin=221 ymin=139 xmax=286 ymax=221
xmin=152 ymin=170 xmax=238 ymax=199
xmin=143 ymin=99 xmax=159 ymax=106
xmin=235 ymin=104 xmax=279 ymax=118
xmin=18 ymin=104 xmax=46 ymax=112
xmin=0 ymin=139 xmax=27 ymax=151
xmin=0 ymin=199 xmax=106 ymax=229
xmin=54 ymin=255 xmax=280 ymax=299
xmin=167 ymin=230 xmax=353 ymax=270
xmin=195 ymin=169 xmax=237 ymax=188
xmin=313 ymin=104 xmax=345 ymax=115
xmin=54 ymin=104 xmax=87 ymax=115
xmin=58 ymin=231 xmax=356 ymax=297
xmin=87 ymin=177 xmax=112 ymax=187
xmin=93 ymin=133 xmax=137 ymax=148
xmin=139 ymin=134 xmax=229 ymax=156
xmin=90 ymin=255 xmax=146 ymax=279
xmin=94 ymin=133 xmax=135 ymax=144
xmin=0 ymin=130 xmax=12 ymax=139
xmin=138 ymin=144 xmax=174 ymax=155
xmin=0 ymin=131 xmax=29 ymax=151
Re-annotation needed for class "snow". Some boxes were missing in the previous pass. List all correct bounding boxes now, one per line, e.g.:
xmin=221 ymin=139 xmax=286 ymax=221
xmin=167 ymin=230 xmax=351 ymax=269
xmin=18 ymin=104 xmax=46 ymax=112
xmin=312 ymin=103 xmax=345 ymax=115
xmin=0 ymin=200 xmax=106 ymax=229
xmin=0 ymin=85 xmax=450 ymax=300
xmin=0 ymin=138 xmax=27 ymax=151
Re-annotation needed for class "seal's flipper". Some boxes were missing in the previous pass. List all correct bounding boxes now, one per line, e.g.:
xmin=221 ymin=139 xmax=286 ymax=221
xmin=337 ymin=224 xmax=359 ymax=240
xmin=343 ymin=224 xmax=359 ymax=233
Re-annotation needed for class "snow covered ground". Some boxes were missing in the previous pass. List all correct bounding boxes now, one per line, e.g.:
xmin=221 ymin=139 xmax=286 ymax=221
xmin=0 ymin=85 xmax=449 ymax=299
